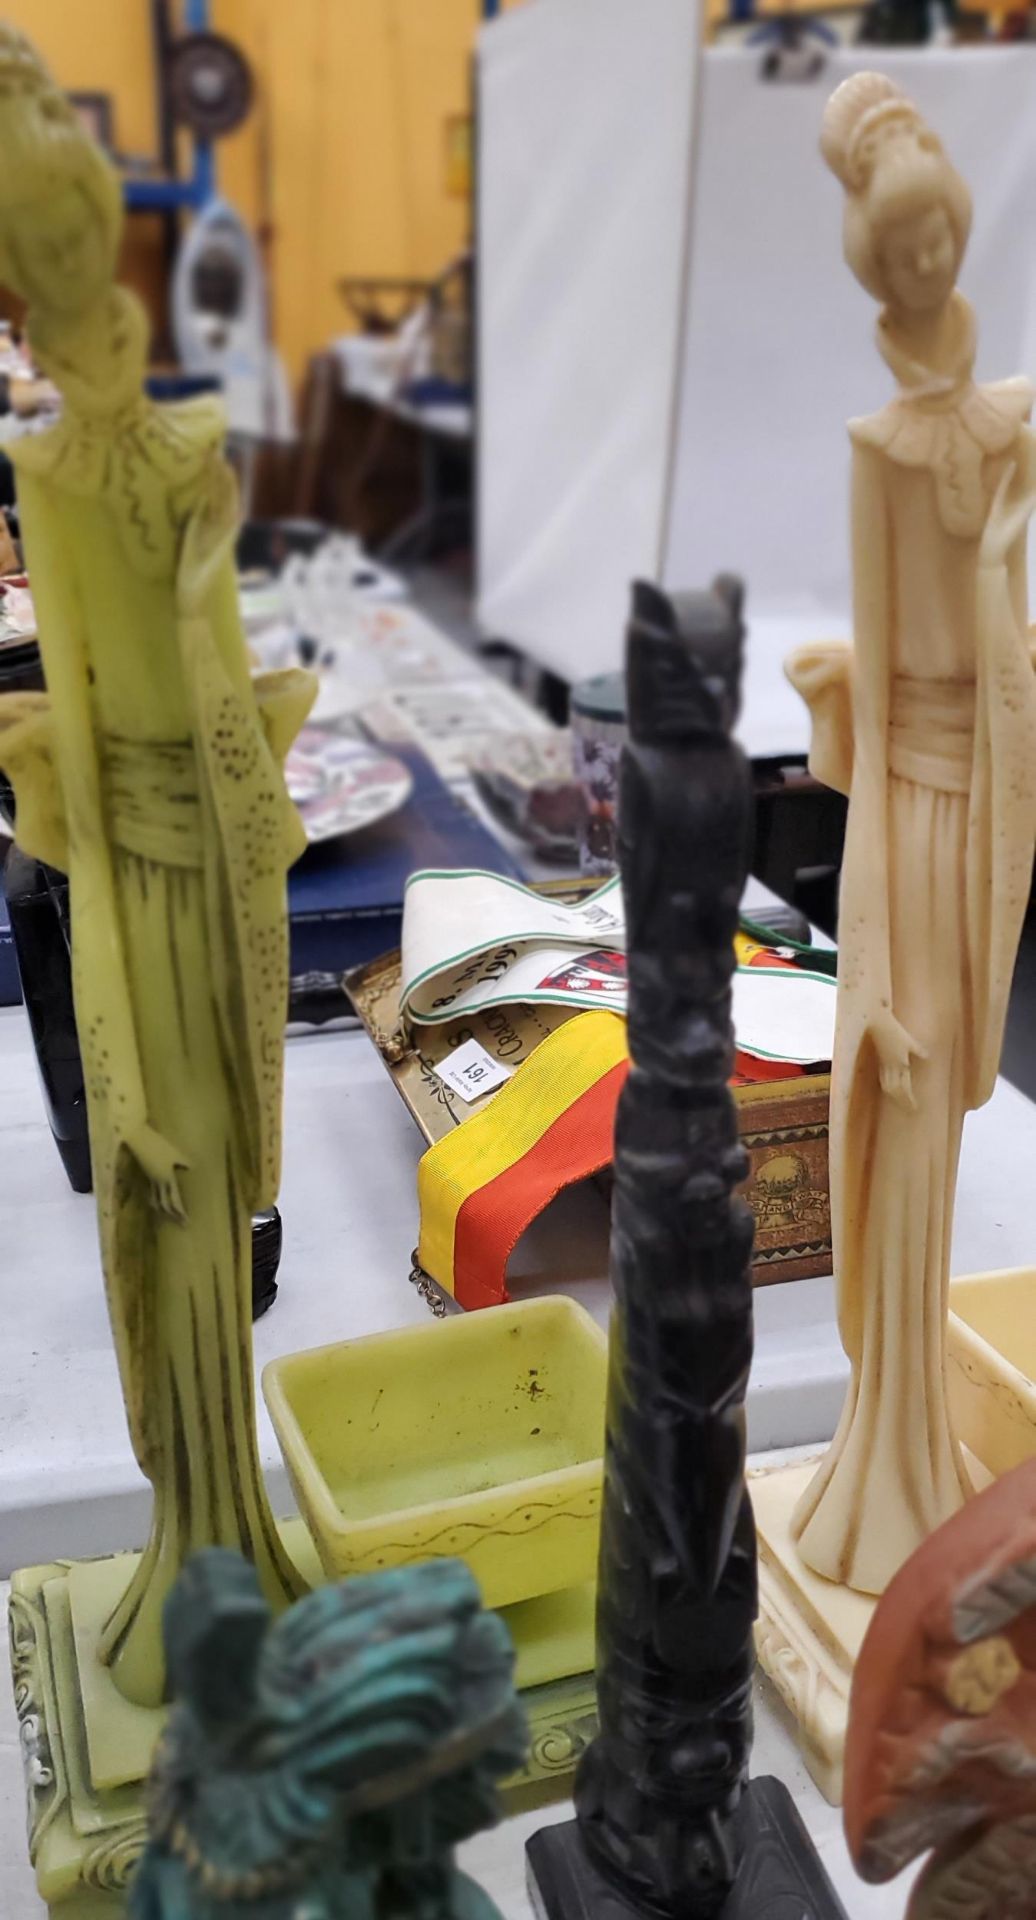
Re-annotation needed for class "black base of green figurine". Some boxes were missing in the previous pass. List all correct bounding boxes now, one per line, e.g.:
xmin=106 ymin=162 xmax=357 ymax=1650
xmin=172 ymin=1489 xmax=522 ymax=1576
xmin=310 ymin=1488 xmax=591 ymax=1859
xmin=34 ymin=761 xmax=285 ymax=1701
xmin=526 ymin=1777 xmax=848 ymax=1920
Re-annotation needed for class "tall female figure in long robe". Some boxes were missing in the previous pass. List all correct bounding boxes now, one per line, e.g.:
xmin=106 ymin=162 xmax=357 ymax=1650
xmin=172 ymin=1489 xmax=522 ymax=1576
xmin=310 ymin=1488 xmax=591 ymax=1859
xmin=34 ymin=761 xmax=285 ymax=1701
xmin=787 ymin=75 xmax=1036 ymax=1596
xmin=0 ymin=30 xmax=313 ymax=1703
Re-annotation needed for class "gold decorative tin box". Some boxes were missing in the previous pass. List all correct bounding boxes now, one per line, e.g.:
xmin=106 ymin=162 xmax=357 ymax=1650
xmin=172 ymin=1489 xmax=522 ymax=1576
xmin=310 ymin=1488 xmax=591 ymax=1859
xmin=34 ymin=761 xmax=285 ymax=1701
xmin=346 ymin=943 xmax=832 ymax=1290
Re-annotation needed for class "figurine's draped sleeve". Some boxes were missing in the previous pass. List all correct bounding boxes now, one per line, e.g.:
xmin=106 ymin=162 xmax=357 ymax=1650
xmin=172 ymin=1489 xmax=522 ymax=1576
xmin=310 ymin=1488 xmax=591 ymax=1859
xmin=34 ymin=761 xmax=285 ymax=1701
xmin=793 ymin=442 xmax=892 ymax=1366
xmin=254 ymin=670 xmax=318 ymax=866
xmin=0 ymin=692 xmax=67 ymax=870
xmin=176 ymin=462 xmax=316 ymax=1206
xmin=841 ymin=437 xmax=893 ymax=1001
xmin=784 ymin=642 xmax=853 ymax=796
xmin=967 ymin=531 xmax=1036 ymax=1108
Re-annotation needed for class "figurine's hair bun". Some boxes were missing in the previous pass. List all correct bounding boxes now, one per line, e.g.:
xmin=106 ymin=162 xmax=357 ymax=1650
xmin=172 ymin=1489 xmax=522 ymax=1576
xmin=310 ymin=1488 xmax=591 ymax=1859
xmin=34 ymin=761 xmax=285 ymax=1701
xmin=821 ymin=74 xmax=902 ymax=183
xmin=0 ymin=20 xmax=121 ymax=271
xmin=0 ymin=23 xmax=52 ymax=98
xmin=821 ymin=72 xmax=932 ymax=195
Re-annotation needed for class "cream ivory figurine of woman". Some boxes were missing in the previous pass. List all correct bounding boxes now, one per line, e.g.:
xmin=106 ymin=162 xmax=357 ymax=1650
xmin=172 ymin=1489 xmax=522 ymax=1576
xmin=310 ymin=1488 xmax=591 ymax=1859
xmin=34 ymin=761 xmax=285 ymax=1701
xmin=0 ymin=30 xmax=314 ymax=1704
xmin=787 ymin=75 xmax=1036 ymax=1596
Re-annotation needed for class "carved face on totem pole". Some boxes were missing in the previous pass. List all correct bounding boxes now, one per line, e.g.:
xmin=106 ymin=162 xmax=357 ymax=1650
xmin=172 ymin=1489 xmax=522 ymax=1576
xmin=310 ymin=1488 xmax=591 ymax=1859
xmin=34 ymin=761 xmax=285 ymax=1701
xmin=627 ymin=576 xmax=745 ymax=741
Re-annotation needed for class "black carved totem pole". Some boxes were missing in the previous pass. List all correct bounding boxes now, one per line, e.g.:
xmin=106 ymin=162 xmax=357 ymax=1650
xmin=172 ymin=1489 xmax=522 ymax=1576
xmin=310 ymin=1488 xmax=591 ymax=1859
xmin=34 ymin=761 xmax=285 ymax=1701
xmin=527 ymin=581 xmax=846 ymax=1919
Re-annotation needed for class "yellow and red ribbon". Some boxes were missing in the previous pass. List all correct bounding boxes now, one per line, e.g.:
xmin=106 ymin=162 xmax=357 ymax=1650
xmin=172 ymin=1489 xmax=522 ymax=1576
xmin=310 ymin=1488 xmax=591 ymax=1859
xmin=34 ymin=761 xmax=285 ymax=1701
xmin=417 ymin=1011 xmax=628 ymax=1311
xmin=417 ymin=937 xmax=809 ymax=1311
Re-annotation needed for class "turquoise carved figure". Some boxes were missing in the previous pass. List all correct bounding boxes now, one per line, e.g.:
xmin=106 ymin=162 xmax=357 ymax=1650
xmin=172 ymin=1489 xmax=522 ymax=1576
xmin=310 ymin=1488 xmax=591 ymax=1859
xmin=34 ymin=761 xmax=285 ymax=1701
xmin=129 ymin=1551 xmax=527 ymax=1920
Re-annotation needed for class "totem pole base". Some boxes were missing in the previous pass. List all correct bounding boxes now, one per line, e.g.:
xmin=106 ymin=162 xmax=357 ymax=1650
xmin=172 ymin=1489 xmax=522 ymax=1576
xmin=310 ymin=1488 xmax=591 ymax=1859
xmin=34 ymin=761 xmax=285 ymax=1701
xmin=10 ymin=1533 xmax=599 ymax=1915
xmin=526 ymin=1775 xmax=848 ymax=1920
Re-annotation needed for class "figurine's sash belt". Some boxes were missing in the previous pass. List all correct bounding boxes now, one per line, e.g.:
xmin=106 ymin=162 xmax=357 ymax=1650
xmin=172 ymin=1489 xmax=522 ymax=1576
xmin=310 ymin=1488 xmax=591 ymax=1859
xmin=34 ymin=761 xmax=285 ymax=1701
xmin=888 ymin=674 xmax=975 ymax=795
xmin=102 ymin=734 xmax=203 ymax=868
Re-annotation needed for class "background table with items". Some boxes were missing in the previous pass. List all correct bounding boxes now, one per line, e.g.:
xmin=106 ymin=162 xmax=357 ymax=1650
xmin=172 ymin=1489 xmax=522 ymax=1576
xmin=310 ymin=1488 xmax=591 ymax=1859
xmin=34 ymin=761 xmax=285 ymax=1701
xmin=4 ymin=865 xmax=1036 ymax=1565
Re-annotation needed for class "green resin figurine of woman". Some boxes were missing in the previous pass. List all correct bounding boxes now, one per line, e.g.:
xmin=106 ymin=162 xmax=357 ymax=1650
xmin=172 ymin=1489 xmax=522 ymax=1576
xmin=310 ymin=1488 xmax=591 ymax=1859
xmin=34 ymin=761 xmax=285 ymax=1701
xmin=0 ymin=27 xmax=314 ymax=1706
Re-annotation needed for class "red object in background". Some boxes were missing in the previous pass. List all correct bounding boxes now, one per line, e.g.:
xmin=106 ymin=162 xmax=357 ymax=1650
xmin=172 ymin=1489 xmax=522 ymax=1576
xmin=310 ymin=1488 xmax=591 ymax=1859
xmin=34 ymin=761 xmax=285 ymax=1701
xmin=731 ymin=1050 xmax=802 ymax=1087
xmin=846 ymin=1455 xmax=1036 ymax=1917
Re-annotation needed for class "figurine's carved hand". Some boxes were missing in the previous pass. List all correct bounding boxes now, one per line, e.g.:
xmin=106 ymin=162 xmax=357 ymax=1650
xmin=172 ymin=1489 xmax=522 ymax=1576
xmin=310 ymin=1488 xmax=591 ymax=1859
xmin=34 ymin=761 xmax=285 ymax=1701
xmin=127 ymin=1125 xmax=190 ymax=1224
xmin=980 ymin=460 xmax=1036 ymax=570
xmin=870 ymin=1010 xmax=927 ymax=1112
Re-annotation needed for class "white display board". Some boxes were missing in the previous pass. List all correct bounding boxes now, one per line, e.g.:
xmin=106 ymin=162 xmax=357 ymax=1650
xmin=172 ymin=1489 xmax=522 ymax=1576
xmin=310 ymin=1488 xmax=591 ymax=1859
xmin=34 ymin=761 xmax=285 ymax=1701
xmin=478 ymin=34 xmax=1036 ymax=754
xmin=477 ymin=0 xmax=704 ymax=688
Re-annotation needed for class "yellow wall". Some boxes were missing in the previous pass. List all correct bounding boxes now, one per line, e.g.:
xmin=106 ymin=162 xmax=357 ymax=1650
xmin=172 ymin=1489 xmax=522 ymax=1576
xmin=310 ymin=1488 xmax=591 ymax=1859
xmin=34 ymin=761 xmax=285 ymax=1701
xmin=8 ymin=0 xmax=158 ymax=149
xmin=219 ymin=0 xmax=483 ymax=383
xmin=7 ymin=0 xmax=508 ymax=385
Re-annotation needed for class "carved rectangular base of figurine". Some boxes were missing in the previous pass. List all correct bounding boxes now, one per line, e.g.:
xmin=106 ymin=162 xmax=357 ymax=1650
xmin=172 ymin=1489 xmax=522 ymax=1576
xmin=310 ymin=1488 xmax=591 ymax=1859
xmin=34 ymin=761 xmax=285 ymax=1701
xmin=9 ymin=1558 xmax=146 ymax=1917
xmin=10 ymin=1544 xmax=599 ymax=1915
xmin=525 ymin=1776 xmax=849 ymax=1919
xmin=750 ymin=1456 xmax=870 ymax=1806
xmin=750 ymin=1276 xmax=1031 ymax=1807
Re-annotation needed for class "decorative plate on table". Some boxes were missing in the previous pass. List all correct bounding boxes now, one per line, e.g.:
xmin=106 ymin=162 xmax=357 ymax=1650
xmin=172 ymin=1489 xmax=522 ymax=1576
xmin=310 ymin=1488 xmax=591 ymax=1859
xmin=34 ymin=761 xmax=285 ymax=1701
xmin=0 ymin=574 xmax=36 ymax=650
xmin=286 ymin=728 xmax=412 ymax=844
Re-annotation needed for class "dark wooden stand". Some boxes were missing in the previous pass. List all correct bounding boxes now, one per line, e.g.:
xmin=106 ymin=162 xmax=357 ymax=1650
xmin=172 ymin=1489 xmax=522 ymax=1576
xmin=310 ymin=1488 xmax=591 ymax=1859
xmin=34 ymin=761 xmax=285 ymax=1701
xmin=526 ymin=580 xmax=847 ymax=1920
xmin=528 ymin=1776 xmax=844 ymax=1918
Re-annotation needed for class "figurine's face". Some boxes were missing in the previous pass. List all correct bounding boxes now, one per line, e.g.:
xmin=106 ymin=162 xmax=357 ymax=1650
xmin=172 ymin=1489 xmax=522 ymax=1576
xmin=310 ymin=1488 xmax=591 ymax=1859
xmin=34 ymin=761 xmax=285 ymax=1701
xmin=878 ymin=203 xmax=959 ymax=314
xmin=7 ymin=184 xmax=111 ymax=314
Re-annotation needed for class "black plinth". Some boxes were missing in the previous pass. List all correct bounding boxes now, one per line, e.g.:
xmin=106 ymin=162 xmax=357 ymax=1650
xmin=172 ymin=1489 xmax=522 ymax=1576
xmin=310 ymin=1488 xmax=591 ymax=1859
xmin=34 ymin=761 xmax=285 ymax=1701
xmin=526 ymin=1777 xmax=849 ymax=1920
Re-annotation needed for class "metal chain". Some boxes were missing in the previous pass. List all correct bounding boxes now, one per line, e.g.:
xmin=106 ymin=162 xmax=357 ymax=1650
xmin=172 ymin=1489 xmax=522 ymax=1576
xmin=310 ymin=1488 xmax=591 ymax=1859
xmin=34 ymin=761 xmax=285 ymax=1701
xmin=408 ymin=1250 xmax=448 ymax=1318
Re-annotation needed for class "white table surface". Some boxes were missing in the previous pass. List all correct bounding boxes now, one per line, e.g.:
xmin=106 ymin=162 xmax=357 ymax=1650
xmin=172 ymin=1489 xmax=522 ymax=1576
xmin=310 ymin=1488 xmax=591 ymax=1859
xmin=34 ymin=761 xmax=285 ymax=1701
xmin=5 ymin=882 xmax=1036 ymax=1573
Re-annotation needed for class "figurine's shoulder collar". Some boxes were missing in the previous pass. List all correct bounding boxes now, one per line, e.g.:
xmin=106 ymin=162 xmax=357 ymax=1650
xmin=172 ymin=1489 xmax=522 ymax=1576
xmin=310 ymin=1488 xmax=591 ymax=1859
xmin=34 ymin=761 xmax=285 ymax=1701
xmin=848 ymin=380 xmax=1033 ymax=539
xmin=849 ymin=378 xmax=1033 ymax=463
xmin=11 ymin=392 xmax=221 ymax=468
xmin=10 ymin=390 xmax=226 ymax=579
